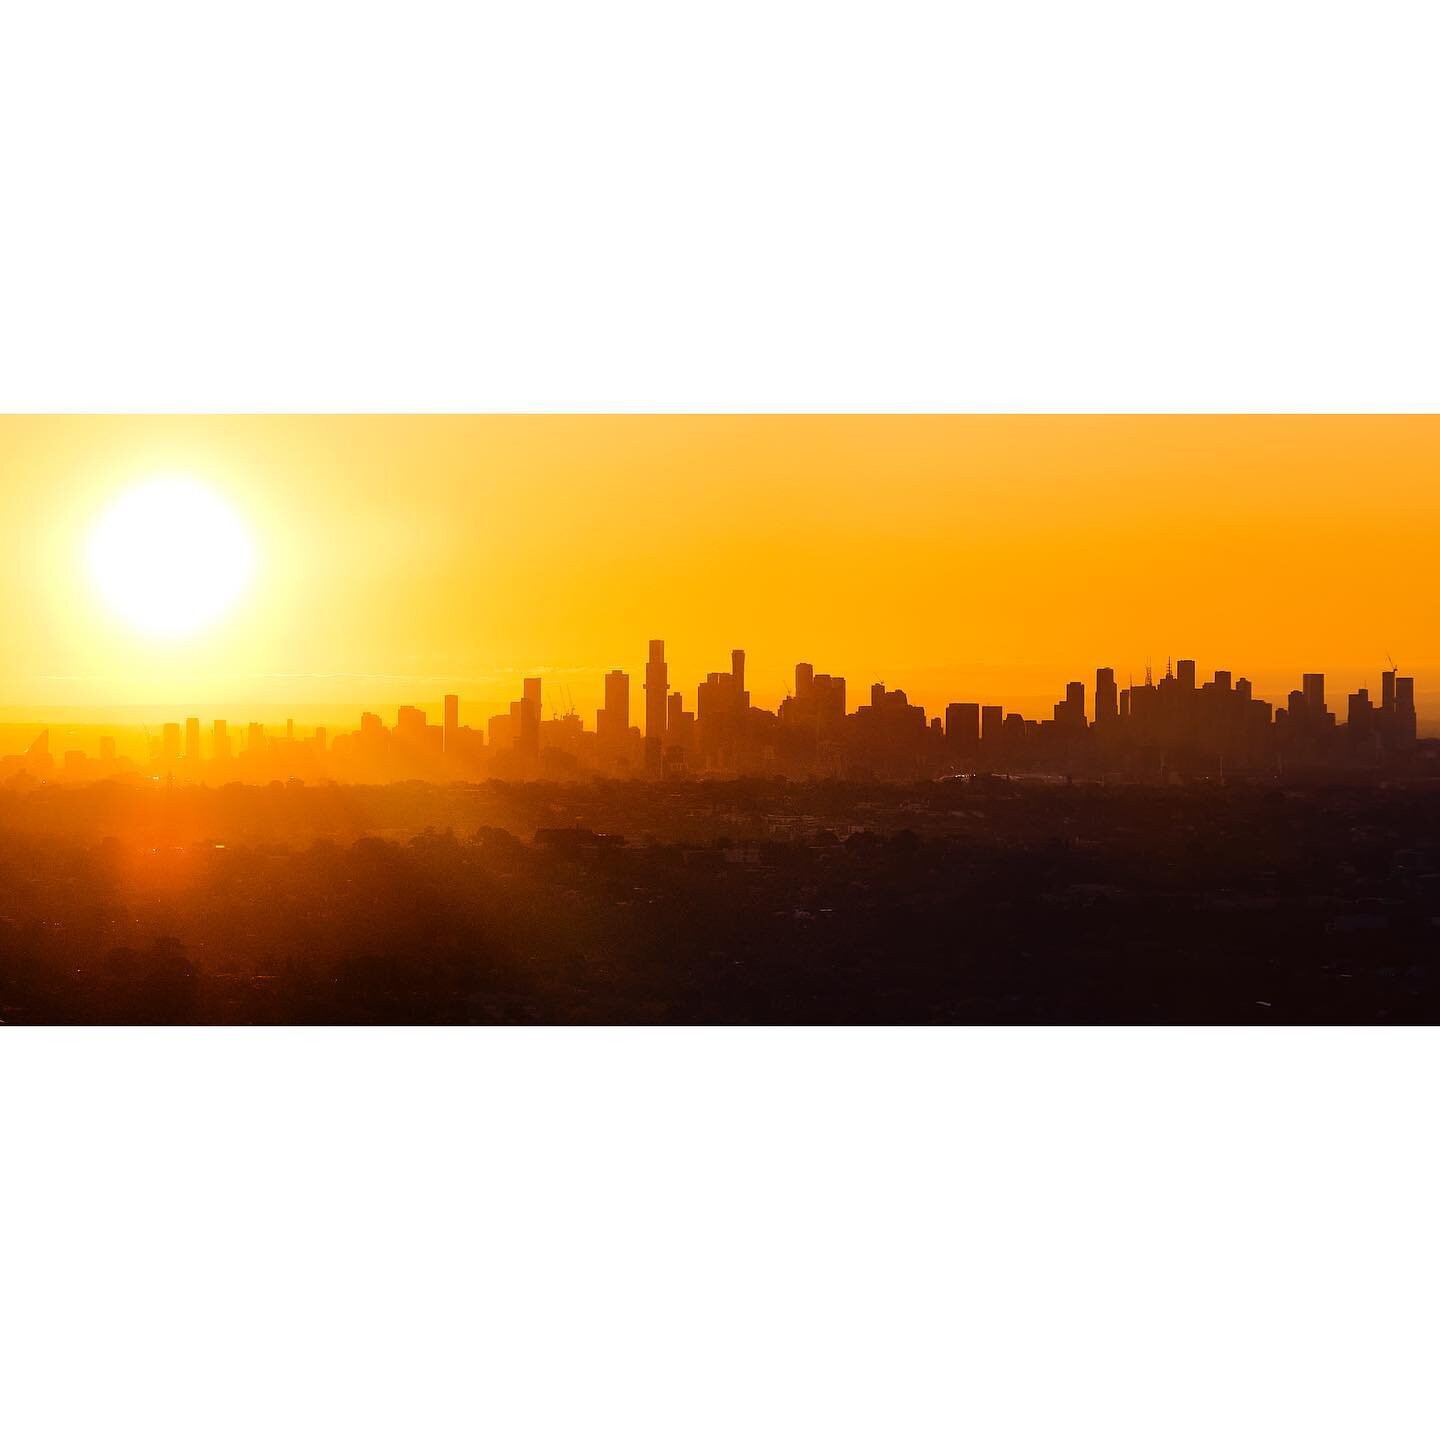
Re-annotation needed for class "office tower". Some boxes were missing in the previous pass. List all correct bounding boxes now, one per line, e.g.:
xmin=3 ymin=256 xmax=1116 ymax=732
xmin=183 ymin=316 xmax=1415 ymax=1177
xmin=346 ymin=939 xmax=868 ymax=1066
xmin=981 ymin=705 xmax=1002 ymax=745
xmin=1213 ymin=670 xmax=1231 ymax=692
xmin=185 ymin=716 xmax=200 ymax=762
xmin=213 ymin=718 xmax=230 ymax=761
xmin=598 ymin=669 xmax=630 ymax=758
xmin=248 ymin=722 xmax=265 ymax=752
xmin=1176 ymin=659 xmax=1196 ymax=691
xmin=1382 ymin=668 xmax=1397 ymax=715
xmin=693 ymin=650 xmax=754 ymax=769
xmin=286 ymin=718 xmax=295 ymax=742
xmin=817 ymin=674 xmax=846 ymax=727
xmin=645 ymin=640 xmax=668 ymax=775
xmin=605 ymin=670 xmax=629 ymax=729
xmin=665 ymin=690 xmax=696 ymax=757
xmin=397 ymin=706 xmax=427 ymax=743
xmin=1095 ymin=668 xmax=1118 ymax=725
xmin=1235 ymin=678 xmax=1252 ymax=701
xmin=1395 ymin=675 xmax=1417 ymax=746
xmin=795 ymin=662 xmax=814 ymax=701
xmin=1066 ymin=680 xmax=1085 ymax=727
xmin=1302 ymin=673 xmax=1325 ymax=715
xmin=1119 ymin=689 xmax=1130 ymax=722
xmin=360 ymin=712 xmax=383 ymax=742
xmin=162 ymin=723 xmax=181 ymax=771
xmin=945 ymin=702 xmax=980 ymax=749
xmin=314 ymin=727 xmax=327 ymax=751
xmin=521 ymin=678 xmax=541 ymax=756
xmin=487 ymin=712 xmax=512 ymax=749
xmin=443 ymin=694 xmax=459 ymax=752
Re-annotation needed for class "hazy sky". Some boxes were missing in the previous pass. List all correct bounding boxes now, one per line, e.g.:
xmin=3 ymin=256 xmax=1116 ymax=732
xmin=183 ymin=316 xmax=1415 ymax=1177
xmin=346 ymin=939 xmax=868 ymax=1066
xmin=4 ymin=415 xmax=1437 ymax=727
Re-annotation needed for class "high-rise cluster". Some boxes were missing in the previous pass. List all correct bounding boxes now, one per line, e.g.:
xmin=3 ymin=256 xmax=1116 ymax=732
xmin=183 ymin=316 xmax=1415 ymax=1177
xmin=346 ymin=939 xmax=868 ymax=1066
xmin=0 ymin=645 xmax=1425 ymax=787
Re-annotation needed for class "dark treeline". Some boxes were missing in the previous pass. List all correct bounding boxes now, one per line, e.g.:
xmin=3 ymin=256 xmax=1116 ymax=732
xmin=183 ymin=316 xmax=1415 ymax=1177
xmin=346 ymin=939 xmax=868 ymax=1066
xmin=2 ymin=777 xmax=1440 ymax=1023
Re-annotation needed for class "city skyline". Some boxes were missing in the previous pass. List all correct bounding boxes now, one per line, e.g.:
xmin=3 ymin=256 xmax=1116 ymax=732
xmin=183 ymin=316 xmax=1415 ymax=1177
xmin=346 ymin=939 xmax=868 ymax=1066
xmin=6 ymin=416 xmax=1440 ymax=725
xmin=3 ymin=636 xmax=1426 ymax=786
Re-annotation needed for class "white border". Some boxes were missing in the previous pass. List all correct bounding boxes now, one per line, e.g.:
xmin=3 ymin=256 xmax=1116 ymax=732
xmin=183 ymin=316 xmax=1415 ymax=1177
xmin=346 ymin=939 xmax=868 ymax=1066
xmin=4 ymin=1027 xmax=1437 ymax=1438
xmin=2 ymin=1 xmax=1437 ymax=411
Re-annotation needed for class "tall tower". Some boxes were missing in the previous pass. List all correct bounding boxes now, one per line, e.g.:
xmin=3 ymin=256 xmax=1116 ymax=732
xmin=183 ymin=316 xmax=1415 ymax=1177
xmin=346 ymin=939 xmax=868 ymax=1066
xmin=599 ymin=669 xmax=630 ymax=760
xmin=443 ymin=693 xmax=459 ymax=753
xmin=731 ymin=649 xmax=747 ymax=705
xmin=1395 ymin=675 xmax=1418 ymax=747
xmin=605 ymin=670 xmax=629 ymax=728
xmin=521 ymin=678 xmax=541 ymax=758
xmin=1095 ymin=667 xmax=1118 ymax=725
xmin=644 ymin=639 xmax=668 ymax=776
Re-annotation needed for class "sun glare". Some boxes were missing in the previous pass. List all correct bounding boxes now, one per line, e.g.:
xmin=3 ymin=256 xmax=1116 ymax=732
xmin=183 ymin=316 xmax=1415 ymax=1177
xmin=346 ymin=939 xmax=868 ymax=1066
xmin=88 ymin=479 xmax=255 ymax=638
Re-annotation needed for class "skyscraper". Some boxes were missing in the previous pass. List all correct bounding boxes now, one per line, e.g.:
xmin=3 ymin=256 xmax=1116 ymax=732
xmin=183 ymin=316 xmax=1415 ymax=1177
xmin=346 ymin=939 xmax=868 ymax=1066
xmin=599 ymin=669 xmax=630 ymax=759
xmin=945 ymin=702 xmax=979 ymax=750
xmin=185 ymin=716 xmax=200 ymax=762
xmin=605 ymin=669 xmax=629 ymax=728
xmin=443 ymin=693 xmax=459 ymax=753
xmin=644 ymin=640 xmax=668 ymax=776
xmin=521 ymin=678 xmax=541 ymax=757
xmin=1095 ymin=667 xmax=1118 ymax=725
xmin=1394 ymin=674 xmax=1417 ymax=747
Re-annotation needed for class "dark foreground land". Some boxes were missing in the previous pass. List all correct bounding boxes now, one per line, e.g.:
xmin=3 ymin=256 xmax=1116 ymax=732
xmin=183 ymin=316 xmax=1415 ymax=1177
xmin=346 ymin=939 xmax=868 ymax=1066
xmin=2 ymin=776 xmax=1439 ymax=1023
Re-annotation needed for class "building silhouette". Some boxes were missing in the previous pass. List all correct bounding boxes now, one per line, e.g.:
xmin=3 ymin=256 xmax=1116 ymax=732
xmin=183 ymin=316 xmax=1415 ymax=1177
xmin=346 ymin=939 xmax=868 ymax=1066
xmin=0 ymin=635 xmax=1430 ymax=788
xmin=644 ymin=639 xmax=667 ymax=776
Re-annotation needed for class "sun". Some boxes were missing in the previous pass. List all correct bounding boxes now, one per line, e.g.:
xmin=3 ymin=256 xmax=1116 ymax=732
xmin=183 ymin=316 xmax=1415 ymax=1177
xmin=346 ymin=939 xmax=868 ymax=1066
xmin=88 ymin=479 xmax=255 ymax=638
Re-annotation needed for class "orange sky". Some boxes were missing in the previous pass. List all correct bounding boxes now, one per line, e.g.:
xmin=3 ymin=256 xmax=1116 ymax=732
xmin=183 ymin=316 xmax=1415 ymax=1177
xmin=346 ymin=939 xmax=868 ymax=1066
xmin=3 ymin=415 xmax=1438 ymax=730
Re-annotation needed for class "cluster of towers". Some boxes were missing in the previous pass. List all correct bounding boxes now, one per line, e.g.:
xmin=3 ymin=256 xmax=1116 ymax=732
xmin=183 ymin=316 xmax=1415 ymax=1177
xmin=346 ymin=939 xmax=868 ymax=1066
xmin=0 ymin=645 xmax=1426 ymax=787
